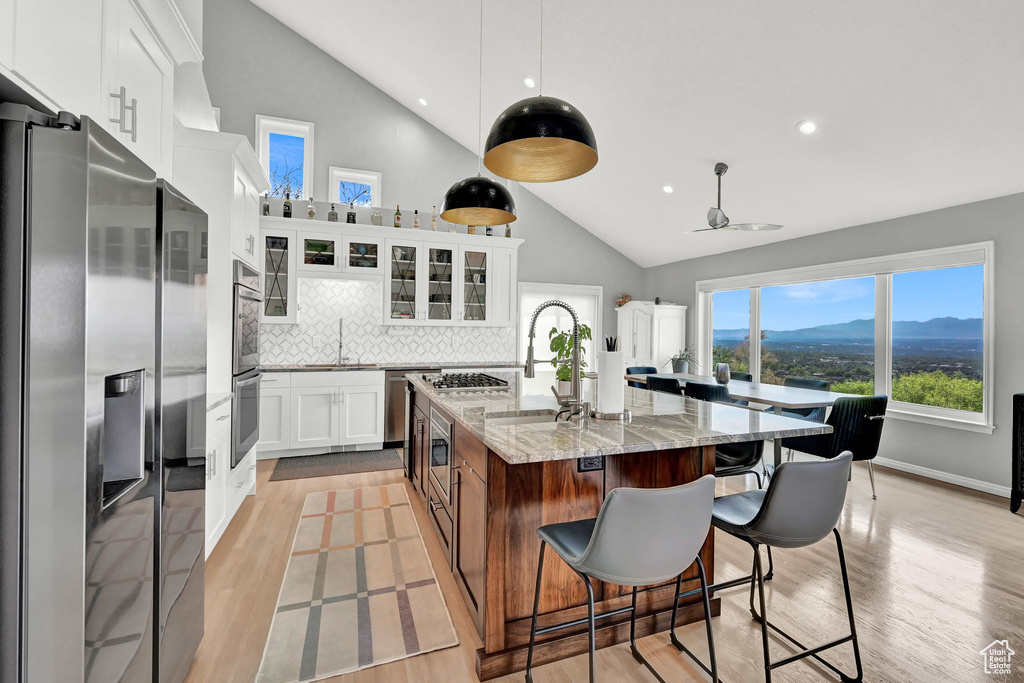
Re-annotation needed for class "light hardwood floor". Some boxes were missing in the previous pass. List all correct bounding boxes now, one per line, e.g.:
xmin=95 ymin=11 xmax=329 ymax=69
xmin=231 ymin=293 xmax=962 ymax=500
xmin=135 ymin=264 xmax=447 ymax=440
xmin=186 ymin=459 xmax=1024 ymax=683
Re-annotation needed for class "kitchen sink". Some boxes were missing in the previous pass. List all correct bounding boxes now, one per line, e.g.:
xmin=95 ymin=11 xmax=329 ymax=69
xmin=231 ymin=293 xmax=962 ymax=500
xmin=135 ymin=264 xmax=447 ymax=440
xmin=486 ymin=411 xmax=558 ymax=426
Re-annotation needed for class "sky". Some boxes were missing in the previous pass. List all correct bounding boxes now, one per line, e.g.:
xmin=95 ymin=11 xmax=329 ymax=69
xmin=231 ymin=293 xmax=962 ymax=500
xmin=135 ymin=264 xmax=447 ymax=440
xmin=268 ymin=133 xmax=304 ymax=197
xmin=713 ymin=265 xmax=983 ymax=331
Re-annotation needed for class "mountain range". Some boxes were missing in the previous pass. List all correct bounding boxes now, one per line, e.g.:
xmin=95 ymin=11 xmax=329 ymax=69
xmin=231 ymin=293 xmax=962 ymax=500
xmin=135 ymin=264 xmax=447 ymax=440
xmin=713 ymin=317 xmax=982 ymax=342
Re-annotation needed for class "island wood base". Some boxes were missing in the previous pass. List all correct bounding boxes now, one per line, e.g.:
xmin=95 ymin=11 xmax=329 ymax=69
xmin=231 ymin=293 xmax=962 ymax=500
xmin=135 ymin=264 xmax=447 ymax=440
xmin=408 ymin=389 xmax=719 ymax=680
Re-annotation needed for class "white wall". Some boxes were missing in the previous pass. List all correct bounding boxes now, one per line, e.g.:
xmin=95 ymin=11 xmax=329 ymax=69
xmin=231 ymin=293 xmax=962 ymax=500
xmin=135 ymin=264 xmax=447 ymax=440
xmin=202 ymin=0 xmax=644 ymax=331
xmin=644 ymin=192 xmax=1024 ymax=494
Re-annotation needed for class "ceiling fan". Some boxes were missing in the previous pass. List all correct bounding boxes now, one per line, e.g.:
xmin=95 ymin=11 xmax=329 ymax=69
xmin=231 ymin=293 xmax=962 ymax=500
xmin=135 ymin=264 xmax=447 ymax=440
xmin=691 ymin=162 xmax=783 ymax=232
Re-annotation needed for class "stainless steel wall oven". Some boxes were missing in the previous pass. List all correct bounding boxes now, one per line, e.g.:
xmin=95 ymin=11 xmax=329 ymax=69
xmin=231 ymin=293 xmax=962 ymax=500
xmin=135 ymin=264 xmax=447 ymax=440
xmin=231 ymin=260 xmax=261 ymax=466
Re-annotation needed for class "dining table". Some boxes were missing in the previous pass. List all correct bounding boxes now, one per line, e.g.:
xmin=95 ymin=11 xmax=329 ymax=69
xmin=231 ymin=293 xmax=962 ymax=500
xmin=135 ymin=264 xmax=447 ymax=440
xmin=625 ymin=372 xmax=858 ymax=467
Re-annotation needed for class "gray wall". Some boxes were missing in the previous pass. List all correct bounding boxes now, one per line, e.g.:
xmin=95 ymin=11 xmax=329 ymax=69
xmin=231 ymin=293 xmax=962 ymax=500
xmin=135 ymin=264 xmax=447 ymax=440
xmin=645 ymin=192 xmax=1024 ymax=491
xmin=202 ymin=0 xmax=643 ymax=330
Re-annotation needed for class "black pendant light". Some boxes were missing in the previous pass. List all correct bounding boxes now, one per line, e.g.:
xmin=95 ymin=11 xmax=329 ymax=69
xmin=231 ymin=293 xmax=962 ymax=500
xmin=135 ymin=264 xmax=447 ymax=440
xmin=483 ymin=0 xmax=597 ymax=182
xmin=440 ymin=0 xmax=517 ymax=226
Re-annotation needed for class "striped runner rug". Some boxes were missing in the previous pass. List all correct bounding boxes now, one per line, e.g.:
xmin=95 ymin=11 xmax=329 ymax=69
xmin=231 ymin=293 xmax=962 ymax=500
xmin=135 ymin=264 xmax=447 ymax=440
xmin=256 ymin=484 xmax=459 ymax=682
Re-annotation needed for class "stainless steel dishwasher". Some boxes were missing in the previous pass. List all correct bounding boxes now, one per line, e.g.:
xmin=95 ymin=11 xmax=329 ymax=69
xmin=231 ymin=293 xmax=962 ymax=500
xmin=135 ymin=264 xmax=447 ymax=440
xmin=385 ymin=368 xmax=440 ymax=445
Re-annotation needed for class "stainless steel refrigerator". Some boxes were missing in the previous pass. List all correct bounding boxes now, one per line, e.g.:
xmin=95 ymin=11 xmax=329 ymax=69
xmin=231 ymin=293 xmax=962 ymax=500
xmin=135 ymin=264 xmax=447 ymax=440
xmin=0 ymin=104 xmax=207 ymax=682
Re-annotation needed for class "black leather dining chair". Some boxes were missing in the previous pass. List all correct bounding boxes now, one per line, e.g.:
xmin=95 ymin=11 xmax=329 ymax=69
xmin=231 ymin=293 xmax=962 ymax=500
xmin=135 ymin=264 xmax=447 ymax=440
xmin=684 ymin=383 xmax=766 ymax=488
xmin=626 ymin=365 xmax=657 ymax=389
xmin=648 ymin=375 xmax=683 ymax=394
xmin=779 ymin=377 xmax=830 ymax=421
xmin=731 ymin=372 xmax=753 ymax=382
xmin=781 ymin=395 xmax=888 ymax=499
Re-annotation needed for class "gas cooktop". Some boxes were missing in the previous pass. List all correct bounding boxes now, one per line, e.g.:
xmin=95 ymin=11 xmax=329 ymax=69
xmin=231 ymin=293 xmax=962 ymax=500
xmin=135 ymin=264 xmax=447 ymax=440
xmin=428 ymin=373 xmax=510 ymax=392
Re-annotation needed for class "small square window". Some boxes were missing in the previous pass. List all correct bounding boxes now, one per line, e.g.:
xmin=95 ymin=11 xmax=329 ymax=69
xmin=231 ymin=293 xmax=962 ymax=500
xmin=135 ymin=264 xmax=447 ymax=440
xmin=329 ymin=166 xmax=382 ymax=207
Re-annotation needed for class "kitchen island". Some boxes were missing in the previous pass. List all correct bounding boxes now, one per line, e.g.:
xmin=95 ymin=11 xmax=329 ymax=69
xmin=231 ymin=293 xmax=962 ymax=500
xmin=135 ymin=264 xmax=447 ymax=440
xmin=406 ymin=372 xmax=830 ymax=680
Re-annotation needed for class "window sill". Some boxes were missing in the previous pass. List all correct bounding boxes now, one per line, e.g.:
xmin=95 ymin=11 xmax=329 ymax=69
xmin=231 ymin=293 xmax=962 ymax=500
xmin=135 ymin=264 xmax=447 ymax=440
xmin=886 ymin=406 xmax=994 ymax=434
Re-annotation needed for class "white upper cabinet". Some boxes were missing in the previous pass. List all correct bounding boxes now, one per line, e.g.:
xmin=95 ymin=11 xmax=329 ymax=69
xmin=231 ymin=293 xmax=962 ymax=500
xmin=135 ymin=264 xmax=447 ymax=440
xmin=260 ymin=227 xmax=299 ymax=325
xmin=232 ymin=159 xmax=260 ymax=267
xmin=260 ymin=217 xmax=522 ymax=328
xmin=2 ymin=0 xmax=104 ymax=120
xmin=102 ymin=0 xmax=175 ymax=177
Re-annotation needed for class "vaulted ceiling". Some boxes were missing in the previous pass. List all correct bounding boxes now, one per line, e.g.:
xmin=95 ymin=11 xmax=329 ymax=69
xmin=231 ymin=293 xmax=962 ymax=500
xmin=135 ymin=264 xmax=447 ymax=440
xmin=249 ymin=0 xmax=1024 ymax=267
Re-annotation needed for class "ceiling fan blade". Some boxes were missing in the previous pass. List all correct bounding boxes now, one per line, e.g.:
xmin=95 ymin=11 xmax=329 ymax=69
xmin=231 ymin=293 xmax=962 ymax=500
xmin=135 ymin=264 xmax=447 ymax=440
xmin=730 ymin=223 xmax=783 ymax=231
xmin=686 ymin=226 xmax=720 ymax=233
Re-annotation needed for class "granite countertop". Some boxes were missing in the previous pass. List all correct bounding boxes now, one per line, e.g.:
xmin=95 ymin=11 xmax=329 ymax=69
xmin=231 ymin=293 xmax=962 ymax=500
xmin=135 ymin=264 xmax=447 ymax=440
xmin=262 ymin=361 xmax=525 ymax=373
xmin=207 ymin=392 xmax=233 ymax=412
xmin=408 ymin=372 xmax=832 ymax=465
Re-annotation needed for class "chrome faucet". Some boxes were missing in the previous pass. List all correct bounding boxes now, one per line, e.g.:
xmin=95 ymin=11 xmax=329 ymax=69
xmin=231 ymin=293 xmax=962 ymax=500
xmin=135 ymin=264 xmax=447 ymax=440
xmin=338 ymin=318 xmax=352 ymax=364
xmin=525 ymin=300 xmax=590 ymax=420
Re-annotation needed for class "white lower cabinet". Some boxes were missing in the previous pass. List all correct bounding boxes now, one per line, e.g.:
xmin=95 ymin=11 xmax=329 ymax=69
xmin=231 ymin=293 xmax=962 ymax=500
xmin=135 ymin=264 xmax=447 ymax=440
xmin=205 ymin=402 xmax=231 ymax=558
xmin=340 ymin=386 xmax=384 ymax=445
xmin=290 ymin=386 xmax=340 ymax=449
xmin=259 ymin=370 xmax=385 ymax=457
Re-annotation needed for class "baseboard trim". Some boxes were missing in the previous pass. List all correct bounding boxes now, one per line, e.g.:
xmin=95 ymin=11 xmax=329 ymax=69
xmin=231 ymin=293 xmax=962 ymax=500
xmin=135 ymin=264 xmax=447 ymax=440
xmin=873 ymin=457 xmax=1011 ymax=499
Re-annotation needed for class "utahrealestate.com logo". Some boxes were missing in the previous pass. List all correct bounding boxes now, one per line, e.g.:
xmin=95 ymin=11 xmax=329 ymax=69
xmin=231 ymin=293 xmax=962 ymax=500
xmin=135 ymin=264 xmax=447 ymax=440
xmin=980 ymin=640 xmax=1015 ymax=675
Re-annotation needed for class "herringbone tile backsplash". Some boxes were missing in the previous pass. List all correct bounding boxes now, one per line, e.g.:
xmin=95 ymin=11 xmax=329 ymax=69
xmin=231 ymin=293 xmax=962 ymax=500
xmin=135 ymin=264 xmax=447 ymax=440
xmin=261 ymin=279 xmax=517 ymax=365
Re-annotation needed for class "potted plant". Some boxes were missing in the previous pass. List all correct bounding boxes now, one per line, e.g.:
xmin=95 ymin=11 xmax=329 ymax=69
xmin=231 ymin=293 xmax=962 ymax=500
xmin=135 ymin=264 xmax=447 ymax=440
xmin=666 ymin=347 xmax=697 ymax=374
xmin=549 ymin=323 xmax=593 ymax=395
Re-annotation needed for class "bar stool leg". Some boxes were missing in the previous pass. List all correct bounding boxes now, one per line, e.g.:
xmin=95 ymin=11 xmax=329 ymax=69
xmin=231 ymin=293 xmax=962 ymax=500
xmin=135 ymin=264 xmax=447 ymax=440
xmin=751 ymin=542 xmax=773 ymax=683
xmin=524 ymin=541 xmax=546 ymax=683
xmin=629 ymin=586 xmax=668 ymax=683
xmin=834 ymin=529 xmax=864 ymax=682
xmin=582 ymin=574 xmax=597 ymax=683
xmin=867 ymin=461 xmax=877 ymax=500
xmin=696 ymin=557 xmax=719 ymax=682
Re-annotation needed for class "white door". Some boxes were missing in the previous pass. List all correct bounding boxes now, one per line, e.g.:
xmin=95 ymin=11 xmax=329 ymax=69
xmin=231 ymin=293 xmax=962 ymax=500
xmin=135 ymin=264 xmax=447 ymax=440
xmin=258 ymin=388 xmax=291 ymax=451
xmin=205 ymin=432 xmax=229 ymax=557
xmin=342 ymin=236 xmax=384 ymax=275
xmin=488 ymin=247 xmax=517 ymax=327
xmin=261 ymin=228 xmax=299 ymax=325
xmin=633 ymin=309 xmax=653 ymax=365
xmin=6 ymin=0 xmax=103 ymax=120
xmin=106 ymin=0 xmax=174 ymax=176
xmin=290 ymin=387 xmax=339 ymax=449
xmin=338 ymin=386 xmax=384 ymax=446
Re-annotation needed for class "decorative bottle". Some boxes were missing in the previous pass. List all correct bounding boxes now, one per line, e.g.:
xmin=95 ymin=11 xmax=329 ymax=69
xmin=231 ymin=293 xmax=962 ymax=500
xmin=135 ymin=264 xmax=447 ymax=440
xmin=371 ymin=209 xmax=382 ymax=226
xmin=282 ymin=192 xmax=292 ymax=218
xmin=346 ymin=202 xmax=356 ymax=224
xmin=261 ymin=193 xmax=270 ymax=216
xmin=504 ymin=224 xmax=511 ymax=238
xmin=394 ymin=204 xmax=402 ymax=228
xmin=448 ymin=221 xmax=456 ymax=233
xmin=467 ymin=225 xmax=477 ymax=235
xmin=430 ymin=206 xmax=438 ymax=231
xmin=306 ymin=197 xmax=316 ymax=220
xmin=327 ymin=203 xmax=338 ymax=222
xmin=486 ymin=225 xmax=493 ymax=237
xmin=413 ymin=209 xmax=420 ymax=229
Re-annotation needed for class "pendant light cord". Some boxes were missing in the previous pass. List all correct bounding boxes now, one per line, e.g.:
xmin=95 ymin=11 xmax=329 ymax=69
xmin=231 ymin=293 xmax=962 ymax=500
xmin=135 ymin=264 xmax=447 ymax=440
xmin=477 ymin=0 xmax=484 ymax=176
xmin=538 ymin=0 xmax=544 ymax=95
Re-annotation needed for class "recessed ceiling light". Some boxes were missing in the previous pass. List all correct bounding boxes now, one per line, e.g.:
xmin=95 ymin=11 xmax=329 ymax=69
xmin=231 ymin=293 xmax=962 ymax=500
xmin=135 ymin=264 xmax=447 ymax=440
xmin=662 ymin=185 xmax=674 ymax=194
xmin=522 ymin=76 xmax=536 ymax=88
xmin=797 ymin=120 xmax=818 ymax=135
xmin=418 ymin=98 xmax=429 ymax=106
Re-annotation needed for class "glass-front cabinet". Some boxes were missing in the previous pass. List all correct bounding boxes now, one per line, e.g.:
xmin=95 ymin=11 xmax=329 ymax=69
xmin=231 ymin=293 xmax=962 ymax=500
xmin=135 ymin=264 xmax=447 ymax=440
xmin=299 ymin=234 xmax=337 ymax=272
xmin=342 ymin=236 xmax=383 ymax=275
xmin=262 ymin=228 xmax=298 ymax=324
xmin=426 ymin=245 xmax=455 ymax=322
xmin=386 ymin=240 xmax=419 ymax=323
xmin=460 ymin=247 xmax=491 ymax=324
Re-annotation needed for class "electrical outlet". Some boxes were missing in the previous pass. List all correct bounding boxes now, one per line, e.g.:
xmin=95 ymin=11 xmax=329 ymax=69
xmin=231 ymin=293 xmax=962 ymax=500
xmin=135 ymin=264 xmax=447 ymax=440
xmin=312 ymin=335 xmax=322 ymax=350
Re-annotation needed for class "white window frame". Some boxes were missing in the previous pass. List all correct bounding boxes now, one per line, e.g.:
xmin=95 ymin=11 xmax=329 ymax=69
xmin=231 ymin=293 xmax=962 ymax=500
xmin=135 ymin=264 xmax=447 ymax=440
xmin=329 ymin=166 xmax=382 ymax=207
xmin=696 ymin=242 xmax=994 ymax=433
xmin=517 ymin=283 xmax=603 ymax=365
xmin=256 ymin=115 xmax=314 ymax=200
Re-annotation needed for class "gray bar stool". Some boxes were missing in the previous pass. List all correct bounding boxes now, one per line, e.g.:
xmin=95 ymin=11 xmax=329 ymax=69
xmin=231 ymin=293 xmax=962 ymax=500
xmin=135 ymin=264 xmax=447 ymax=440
xmin=709 ymin=451 xmax=862 ymax=682
xmin=525 ymin=475 xmax=718 ymax=683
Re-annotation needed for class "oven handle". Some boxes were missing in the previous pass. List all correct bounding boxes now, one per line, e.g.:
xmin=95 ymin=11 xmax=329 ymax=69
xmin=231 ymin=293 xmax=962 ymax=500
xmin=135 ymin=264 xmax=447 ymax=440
xmin=235 ymin=285 xmax=263 ymax=303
